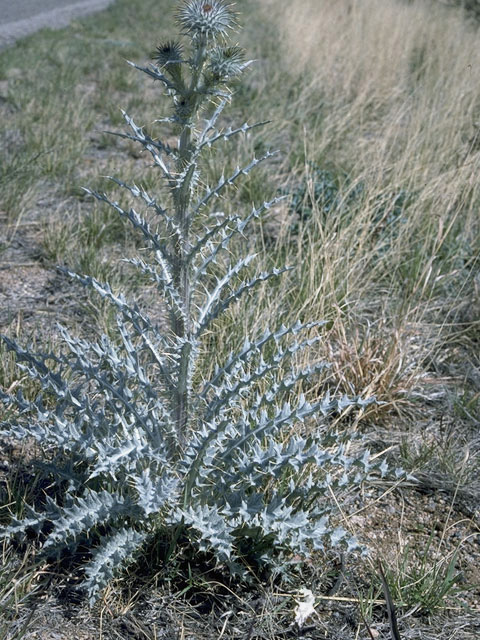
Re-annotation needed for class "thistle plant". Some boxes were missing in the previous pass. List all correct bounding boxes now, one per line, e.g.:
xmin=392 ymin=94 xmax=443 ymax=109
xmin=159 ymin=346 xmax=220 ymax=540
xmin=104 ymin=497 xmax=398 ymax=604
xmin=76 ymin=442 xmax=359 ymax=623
xmin=0 ymin=0 xmax=382 ymax=604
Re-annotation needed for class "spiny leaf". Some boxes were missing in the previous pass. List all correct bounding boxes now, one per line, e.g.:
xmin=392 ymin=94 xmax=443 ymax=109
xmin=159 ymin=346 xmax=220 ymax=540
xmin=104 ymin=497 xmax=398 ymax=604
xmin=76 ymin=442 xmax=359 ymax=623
xmin=201 ymin=320 xmax=326 ymax=396
xmin=196 ymin=266 xmax=293 ymax=336
xmin=126 ymin=60 xmax=178 ymax=91
xmin=192 ymin=197 xmax=286 ymax=282
xmin=83 ymin=528 xmax=146 ymax=605
xmin=105 ymin=176 xmax=183 ymax=241
xmin=123 ymin=256 xmax=187 ymax=327
xmin=43 ymin=490 xmax=139 ymax=549
xmin=59 ymin=270 xmax=175 ymax=385
xmin=196 ymin=120 xmax=270 ymax=153
xmin=83 ymin=189 xmax=173 ymax=264
xmin=195 ymin=253 xmax=258 ymax=329
xmin=120 ymin=108 xmax=175 ymax=179
xmin=133 ymin=468 xmax=179 ymax=516
xmin=197 ymin=96 xmax=229 ymax=144
xmin=192 ymin=150 xmax=278 ymax=215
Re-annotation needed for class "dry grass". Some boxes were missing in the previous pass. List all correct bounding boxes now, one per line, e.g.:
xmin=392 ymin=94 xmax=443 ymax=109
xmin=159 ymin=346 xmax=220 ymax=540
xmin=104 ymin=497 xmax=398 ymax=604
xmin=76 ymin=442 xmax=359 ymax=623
xmin=199 ymin=0 xmax=480 ymax=420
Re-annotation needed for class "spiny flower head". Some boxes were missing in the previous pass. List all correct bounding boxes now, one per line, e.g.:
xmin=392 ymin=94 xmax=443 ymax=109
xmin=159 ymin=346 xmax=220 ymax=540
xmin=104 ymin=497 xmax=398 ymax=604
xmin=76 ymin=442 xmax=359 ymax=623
xmin=153 ymin=41 xmax=184 ymax=68
xmin=209 ymin=46 xmax=246 ymax=79
xmin=176 ymin=0 xmax=236 ymax=40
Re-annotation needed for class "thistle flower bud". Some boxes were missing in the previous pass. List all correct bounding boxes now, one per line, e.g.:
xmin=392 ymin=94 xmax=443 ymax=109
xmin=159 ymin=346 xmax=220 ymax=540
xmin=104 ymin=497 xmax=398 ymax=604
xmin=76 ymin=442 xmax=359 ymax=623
xmin=174 ymin=96 xmax=193 ymax=124
xmin=153 ymin=41 xmax=184 ymax=68
xmin=209 ymin=46 xmax=246 ymax=80
xmin=152 ymin=41 xmax=184 ymax=84
xmin=176 ymin=0 xmax=236 ymax=40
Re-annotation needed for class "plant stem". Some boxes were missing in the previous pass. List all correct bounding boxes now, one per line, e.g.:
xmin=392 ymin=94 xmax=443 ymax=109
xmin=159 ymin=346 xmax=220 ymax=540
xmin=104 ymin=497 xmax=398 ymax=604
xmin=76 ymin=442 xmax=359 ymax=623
xmin=173 ymin=37 xmax=207 ymax=443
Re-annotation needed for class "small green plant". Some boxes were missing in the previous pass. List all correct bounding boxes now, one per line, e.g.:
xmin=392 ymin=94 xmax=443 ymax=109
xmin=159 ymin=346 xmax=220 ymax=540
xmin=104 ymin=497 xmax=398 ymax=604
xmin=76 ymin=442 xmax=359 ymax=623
xmin=0 ymin=0 xmax=381 ymax=604
xmin=382 ymin=535 xmax=464 ymax=615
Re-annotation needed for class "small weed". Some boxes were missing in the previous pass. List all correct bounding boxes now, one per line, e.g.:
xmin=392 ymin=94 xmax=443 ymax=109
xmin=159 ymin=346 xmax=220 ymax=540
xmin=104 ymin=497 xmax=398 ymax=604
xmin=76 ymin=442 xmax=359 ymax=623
xmin=399 ymin=419 xmax=479 ymax=497
xmin=382 ymin=533 xmax=465 ymax=615
xmin=1 ymin=0 xmax=380 ymax=607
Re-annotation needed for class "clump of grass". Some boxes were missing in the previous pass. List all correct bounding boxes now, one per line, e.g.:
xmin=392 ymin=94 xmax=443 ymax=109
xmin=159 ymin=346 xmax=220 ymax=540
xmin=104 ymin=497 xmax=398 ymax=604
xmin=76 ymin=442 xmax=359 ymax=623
xmin=323 ymin=319 xmax=425 ymax=419
xmin=381 ymin=534 xmax=465 ymax=616
xmin=0 ymin=544 xmax=45 ymax=639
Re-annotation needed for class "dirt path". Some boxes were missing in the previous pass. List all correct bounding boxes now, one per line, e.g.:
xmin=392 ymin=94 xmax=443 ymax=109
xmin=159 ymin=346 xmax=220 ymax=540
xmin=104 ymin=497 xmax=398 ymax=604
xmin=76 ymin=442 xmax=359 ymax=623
xmin=0 ymin=0 xmax=116 ymax=50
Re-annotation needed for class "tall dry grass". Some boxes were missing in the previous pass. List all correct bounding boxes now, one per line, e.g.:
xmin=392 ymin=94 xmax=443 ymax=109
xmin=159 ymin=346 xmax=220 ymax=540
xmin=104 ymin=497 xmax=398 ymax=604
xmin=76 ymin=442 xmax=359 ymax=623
xmin=207 ymin=0 xmax=480 ymax=418
xmin=267 ymin=0 xmax=479 ymax=205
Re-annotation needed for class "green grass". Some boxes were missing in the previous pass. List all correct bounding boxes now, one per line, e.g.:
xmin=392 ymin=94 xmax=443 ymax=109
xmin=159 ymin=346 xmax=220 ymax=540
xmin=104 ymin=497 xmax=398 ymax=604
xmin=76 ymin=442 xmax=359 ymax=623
xmin=383 ymin=535 xmax=465 ymax=616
